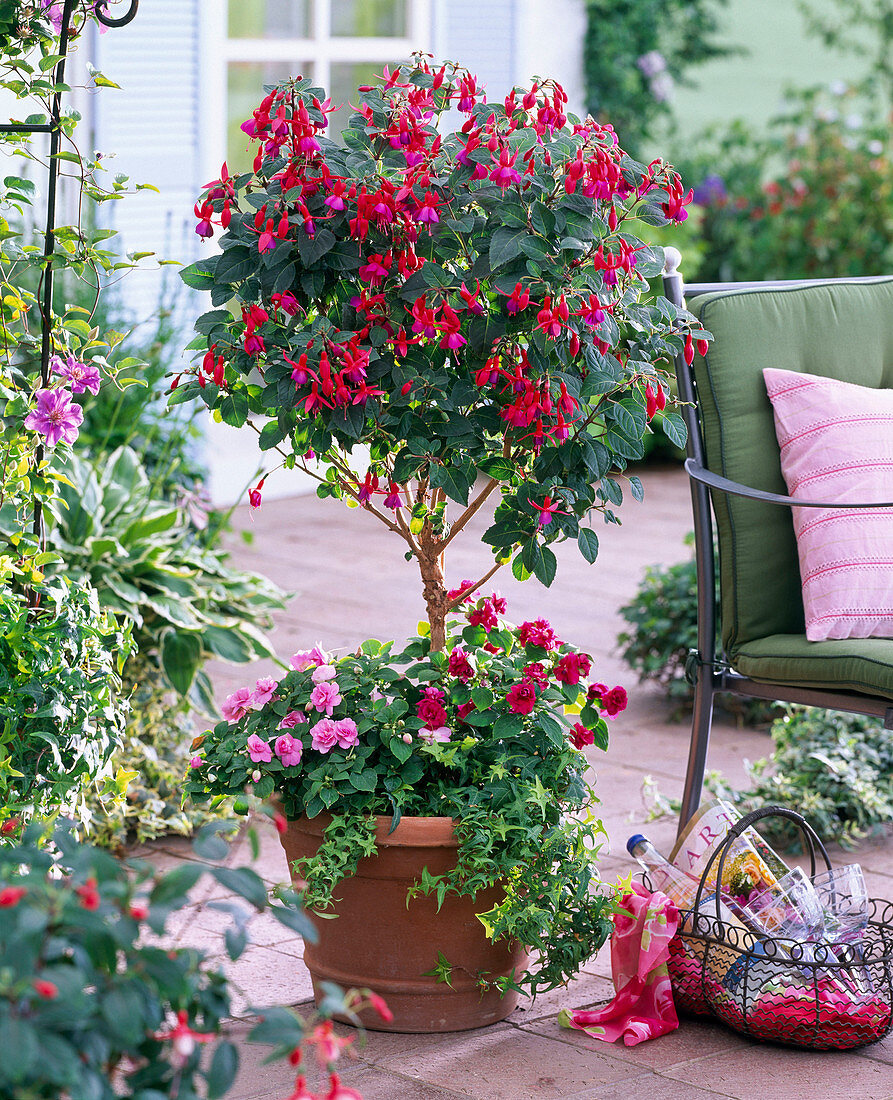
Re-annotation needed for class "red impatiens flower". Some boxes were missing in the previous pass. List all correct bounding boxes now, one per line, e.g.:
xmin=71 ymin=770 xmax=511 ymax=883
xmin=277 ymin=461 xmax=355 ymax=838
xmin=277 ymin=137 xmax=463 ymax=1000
xmin=447 ymin=647 xmax=475 ymax=682
xmin=517 ymin=619 xmax=557 ymax=650
xmin=417 ymin=687 xmax=448 ymax=729
xmin=32 ymin=978 xmax=59 ymax=1000
xmin=602 ymin=685 xmax=628 ymax=717
xmin=76 ymin=877 xmax=101 ymax=911
xmin=554 ymin=652 xmax=592 ymax=686
xmin=569 ymin=722 xmax=594 ymax=750
xmin=0 ymin=886 xmax=27 ymax=907
xmin=506 ymin=678 xmax=537 ymax=715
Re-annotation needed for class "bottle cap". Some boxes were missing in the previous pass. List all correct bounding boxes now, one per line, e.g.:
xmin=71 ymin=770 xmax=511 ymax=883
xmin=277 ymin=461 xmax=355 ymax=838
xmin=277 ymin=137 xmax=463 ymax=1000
xmin=626 ymin=834 xmax=647 ymax=855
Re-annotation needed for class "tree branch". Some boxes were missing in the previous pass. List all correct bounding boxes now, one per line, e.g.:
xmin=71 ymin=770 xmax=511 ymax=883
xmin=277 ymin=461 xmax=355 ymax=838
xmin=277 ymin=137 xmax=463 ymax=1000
xmin=438 ymin=476 xmax=498 ymax=551
xmin=445 ymin=558 xmax=506 ymax=612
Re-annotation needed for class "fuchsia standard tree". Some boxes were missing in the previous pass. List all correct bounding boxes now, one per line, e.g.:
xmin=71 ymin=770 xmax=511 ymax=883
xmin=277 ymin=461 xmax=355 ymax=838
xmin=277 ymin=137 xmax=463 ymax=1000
xmin=179 ymin=56 xmax=705 ymax=653
xmin=180 ymin=57 xmax=711 ymax=1011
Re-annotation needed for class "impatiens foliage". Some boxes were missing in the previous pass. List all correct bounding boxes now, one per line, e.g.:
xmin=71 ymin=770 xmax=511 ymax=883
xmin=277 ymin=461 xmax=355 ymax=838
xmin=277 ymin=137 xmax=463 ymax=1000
xmin=187 ymin=594 xmax=622 ymax=996
xmin=180 ymin=56 xmax=707 ymax=650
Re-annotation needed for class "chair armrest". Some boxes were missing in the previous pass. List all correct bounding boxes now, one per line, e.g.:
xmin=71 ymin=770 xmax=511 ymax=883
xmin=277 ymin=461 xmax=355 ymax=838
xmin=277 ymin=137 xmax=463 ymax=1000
xmin=684 ymin=458 xmax=893 ymax=509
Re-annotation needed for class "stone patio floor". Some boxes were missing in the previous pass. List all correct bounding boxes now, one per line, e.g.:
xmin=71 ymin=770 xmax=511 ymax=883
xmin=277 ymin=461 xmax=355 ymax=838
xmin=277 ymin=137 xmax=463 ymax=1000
xmin=139 ymin=465 xmax=893 ymax=1099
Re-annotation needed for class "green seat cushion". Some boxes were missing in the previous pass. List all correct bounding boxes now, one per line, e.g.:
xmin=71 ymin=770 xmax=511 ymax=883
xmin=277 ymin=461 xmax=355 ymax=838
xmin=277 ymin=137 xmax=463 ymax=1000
xmin=733 ymin=634 xmax=893 ymax=701
xmin=688 ymin=278 xmax=893 ymax=663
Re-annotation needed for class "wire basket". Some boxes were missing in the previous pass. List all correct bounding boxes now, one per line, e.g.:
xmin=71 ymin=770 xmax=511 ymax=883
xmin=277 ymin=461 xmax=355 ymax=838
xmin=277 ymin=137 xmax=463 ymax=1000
xmin=664 ymin=806 xmax=893 ymax=1049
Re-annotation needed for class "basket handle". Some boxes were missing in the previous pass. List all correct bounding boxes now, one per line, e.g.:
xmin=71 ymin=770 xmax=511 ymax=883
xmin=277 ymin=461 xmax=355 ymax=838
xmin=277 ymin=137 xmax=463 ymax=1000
xmin=691 ymin=806 xmax=833 ymax=928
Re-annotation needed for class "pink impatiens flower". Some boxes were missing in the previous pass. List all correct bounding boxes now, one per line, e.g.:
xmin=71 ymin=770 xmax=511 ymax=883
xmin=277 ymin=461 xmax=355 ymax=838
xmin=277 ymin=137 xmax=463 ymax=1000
xmin=279 ymin=710 xmax=306 ymax=729
xmin=50 ymin=353 xmax=101 ymax=395
xmin=334 ymin=717 xmax=359 ymax=748
xmin=222 ymin=686 xmax=253 ymax=723
xmin=311 ymin=664 xmax=337 ymax=683
xmin=250 ymin=676 xmax=278 ymax=707
xmin=418 ymin=726 xmax=451 ymax=745
xmin=247 ymin=734 xmax=273 ymax=762
xmin=310 ymin=681 xmax=342 ymax=715
xmin=310 ymin=717 xmax=339 ymax=753
xmin=274 ymin=733 xmax=303 ymax=767
xmin=189 ymin=755 xmax=203 ymax=768
xmin=23 ymin=388 xmax=84 ymax=447
xmin=290 ymin=645 xmax=329 ymax=671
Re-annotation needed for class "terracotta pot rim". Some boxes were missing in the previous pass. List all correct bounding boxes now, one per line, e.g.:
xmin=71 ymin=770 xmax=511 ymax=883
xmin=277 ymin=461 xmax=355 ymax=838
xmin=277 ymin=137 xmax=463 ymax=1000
xmin=286 ymin=810 xmax=459 ymax=848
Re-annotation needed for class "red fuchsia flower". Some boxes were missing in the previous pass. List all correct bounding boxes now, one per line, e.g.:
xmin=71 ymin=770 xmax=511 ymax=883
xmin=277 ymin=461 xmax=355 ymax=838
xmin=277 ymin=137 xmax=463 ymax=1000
xmin=367 ymin=991 xmax=393 ymax=1022
xmin=194 ymin=198 xmax=215 ymax=238
xmin=409 ymin=295 xmax=438 ymax=340
xmin=274 ymin=733 xmax=303 ymax=767
xmin=129 ymin=902 xmax=150 ymax=921
xmin=384 ymin=481 xmax=403 ymax=511
xmin=324 ymin=1073 xmax=364 ymax=1100
xmin=506 ymin=678 xmax=537 ymax=715
xmin=24 ymin=388 xmax=84 ymax=447
xmin=271 ymin=290 xmax=301 ymax=316
xmin=291 ymin=646 xmax=328 ymax=670
xmin=505 ymin=281 xmax=531 ymax=315
xmin=250 ymin=676 xmax=279 ymax=708
xmin=357 ymin=470 xmax=379 ymax=504
xmin=645 ymin=382 xmax=667 ymax=420
xmin=447 ymin=647 xmax=475 ymax=682
xmin=306 ymin=1021 xmax=353 ymax=1067
xmin=358 ymin=252 xmax=392 ymax=286
xmin=661 ymin=173 xmax=694 ymax=222
xmin=535 ymin=295 xmax=569 ymax=339
xmin=518 ymin=619 xmax=557 ymax=650
xmin=223 ymin=687 xmax=253 ymax=723
xmin=602 ymin=685 xmax=628 ymax=717
xmin=570 ymin=722 xmax=595 ymax=750
xmin=530 ymin=493 xmax=569 ymax=528
xmin=51 ymin=353 xmax=101 ymax=395
xmin=310 ymin=717 xmax=339 ymax=753
xmin=334 ymin=718 xmax=359 ymax=748
xmin=459 ymin=280 xmax=485 ymax=315
xmin=416 ymin=687 xmax=448 ymax=728
xmin=154 ymin=1009 xmax=214 ymax=1069
xmin=696 ymin=338 xmax=709 ymax=357
xmin=279 ymin=710 xmax=307 ymax=729
xmin=310 ymin=681 xmax=342 ymax=715
xmin=490 ymin=147 xmax=522 ymax=189
xmin=32 ymin=978 xmax=58 ymax=1000
xmin=684 ymin=332 xmax=695 ymax=366
xmin=436 ymin=302 xmax=466 ymax=350
xmin=414 ymin=189 xmax=441 ymax=224
xmin=418 ymin=725 xmax=451 ymax=745
xmin=554 ymin=652 xmax=592 ymax=686
xmin=576 ymin=294 xmax=605 ymax=328
xmin=457 ymin=700 xmax=476 ymax=723
xmin=249 ymin=478 xmax=265 ymax=508
xmin=247 ymin=734 xmax=273 ymax=763
xmin=282 ymin=1074 xmax=315 ymax=1100
xmin=76 ymin=878 xmax=100 ymax=911
xmin=0 ymin=886 xmax=27 ymax=907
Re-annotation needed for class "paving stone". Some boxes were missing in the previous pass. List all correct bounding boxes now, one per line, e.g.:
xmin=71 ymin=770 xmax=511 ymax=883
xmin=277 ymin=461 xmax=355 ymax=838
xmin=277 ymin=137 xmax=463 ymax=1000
xmin=661 ymin=1043 xmax=893 ymax=1100
xmin=507 ymin=971 xmax=614 ymax=1025
xmin=582 ymin=1075 xmax=737 ymax=1099
xmin=206 ymin=945 xmax=316 ymax=1018
xmin=190 ymin=900 xmax=305 ymax=955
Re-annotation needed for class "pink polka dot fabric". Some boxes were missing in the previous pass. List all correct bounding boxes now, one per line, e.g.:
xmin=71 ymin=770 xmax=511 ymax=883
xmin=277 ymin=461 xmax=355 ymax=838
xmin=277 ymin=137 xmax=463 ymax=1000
xmin=763 ymin=368 xmax=893 ymax=641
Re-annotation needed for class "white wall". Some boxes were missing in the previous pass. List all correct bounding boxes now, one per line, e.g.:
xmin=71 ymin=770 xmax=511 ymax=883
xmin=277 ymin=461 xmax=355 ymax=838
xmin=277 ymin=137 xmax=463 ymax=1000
xmin=516 ymin=0 xmax=586 ymax=117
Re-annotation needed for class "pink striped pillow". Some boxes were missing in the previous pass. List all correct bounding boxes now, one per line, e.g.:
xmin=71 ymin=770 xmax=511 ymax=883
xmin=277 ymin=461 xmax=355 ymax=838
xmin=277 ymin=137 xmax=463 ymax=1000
xmin=763 ymin=368 xmax=893 ymax=641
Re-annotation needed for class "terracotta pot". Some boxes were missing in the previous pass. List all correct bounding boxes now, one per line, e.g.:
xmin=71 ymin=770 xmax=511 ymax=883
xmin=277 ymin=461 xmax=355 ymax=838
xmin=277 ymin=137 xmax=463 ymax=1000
xmin=278 ymin=813 xmax=529 ymax=1032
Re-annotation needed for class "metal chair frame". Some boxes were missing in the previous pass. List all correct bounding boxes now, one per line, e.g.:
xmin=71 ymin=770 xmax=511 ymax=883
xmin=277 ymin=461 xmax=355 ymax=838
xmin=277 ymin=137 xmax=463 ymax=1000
xmin=661 ymin=249 xmax=893 ymax=835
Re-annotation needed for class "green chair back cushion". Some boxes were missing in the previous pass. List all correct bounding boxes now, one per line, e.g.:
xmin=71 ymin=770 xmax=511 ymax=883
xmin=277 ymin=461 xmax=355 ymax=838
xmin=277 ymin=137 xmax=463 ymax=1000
xmin=688 ymin=278 xmax=893 ymax=661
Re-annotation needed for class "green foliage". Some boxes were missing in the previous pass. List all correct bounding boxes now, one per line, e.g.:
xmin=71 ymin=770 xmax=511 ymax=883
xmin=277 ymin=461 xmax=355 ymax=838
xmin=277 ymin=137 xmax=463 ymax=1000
xmin=0 ymin=816 xmax=368 ymax=1100
xmin=685 ymin=86 xmax=893 ymax=282
xmin=0 ymin=579 xmax=132 ymax=830
xmin=583 ymin=0 xmax=736 ymax=156
xmin=48 ymin=444 xmax=287 ymax=712
xmin=794 ymin=0 xmax=893 ymax=111
xmin=714 ymin=708 xmax=893 ymax=852
xmin=188 ymin=597 xmax=620 ymax=997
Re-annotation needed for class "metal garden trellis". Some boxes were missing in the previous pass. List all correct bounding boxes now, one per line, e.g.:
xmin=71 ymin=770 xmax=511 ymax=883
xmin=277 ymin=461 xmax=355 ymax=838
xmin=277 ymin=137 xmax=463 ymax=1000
xmin=0 ymin=0 xmax=139 ymax=542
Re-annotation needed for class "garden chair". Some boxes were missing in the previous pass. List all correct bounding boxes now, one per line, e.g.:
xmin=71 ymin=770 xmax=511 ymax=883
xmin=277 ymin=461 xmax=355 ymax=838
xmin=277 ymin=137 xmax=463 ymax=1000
xmin=661 ymin=248 xmax=893 ymax=834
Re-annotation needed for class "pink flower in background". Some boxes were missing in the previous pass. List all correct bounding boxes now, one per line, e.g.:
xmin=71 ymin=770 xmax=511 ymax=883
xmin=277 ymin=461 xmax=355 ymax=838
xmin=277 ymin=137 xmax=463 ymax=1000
xmin=51 ymin=353 xmax=101 ymax=395
xmin=246 ymin=734 xmax=273 ymax=762
xmin=334 ymin=717 xmax=359 ymax=748
xmin=189 ymin=755 xmax=203 ymax=768
xmin=274 ymin=733 xmax=303 ymax=767
xmin=250 ymin=676 xmax=279 ymax=707
xmin=23 ymin=388 xmax=83 ymax=447
xmin=418 ymin=726 xmax=451 ymax=745
xmin=222 ymin=686 xmax=253 ymax=723
xmin=291 ymin=646 xmax=329 ymax=671
xmin=310 ymin=717 xmax=339 ymax=753
xmin=279 ymin=710 xmax=306 ymax=729
xmin=311 ymin=664 xmax=337 ymax=683
xmin=310 ymin=681 xmax=342 ymax=715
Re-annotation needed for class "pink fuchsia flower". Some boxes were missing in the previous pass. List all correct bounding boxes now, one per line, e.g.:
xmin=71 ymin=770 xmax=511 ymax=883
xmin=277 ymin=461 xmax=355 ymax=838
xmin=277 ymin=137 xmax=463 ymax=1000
xmin=50 ymin=353 xmax=101 ymax=395
xmin=306 ymin=1021 xmax=353 ymax=1068
xmin=250 ymin=676 xmax=279 ymax=707
xmin=24 ymin=388 xmax=84 ymax=447
xmin=310 ymin=717 xmax=339 ymax=753
xmin=570 ymin=722 xmax=595 ymax=749
xmin=291 ymin=646 xmax=329 ymax=671
xmin=416 ymin=687 xmax=448 ymax=728
xmin=418 ymin=726 xmax=451 ymax=745
xmin=247 ymin=734 xmax=273 ymax=762
xmin=506 ymin=678 xmax=537 ymax=715
xmin=554 ymin=652 xmax=592 ymax=686
xmin=222 ymin=686 xmax=253 ymax=723
xmin=274 ymin=732 xmax=303 ymax=767
xmin=334 ymin=717 xmax=359 ymax=749
xmin=311 ymin=664 xmax=337 ymax=683
xmin=154 ymin=1009 xmax=214 ymax=1070
xmin=310 ymin=681 xmax=342 ymax=715
xmin=279 ymin=710 xmax=306 ymax=729
xmin=447 ymin=647 xmax=475 ymax=682
xmin=249 ymin=479 xmax=264 ymax=508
